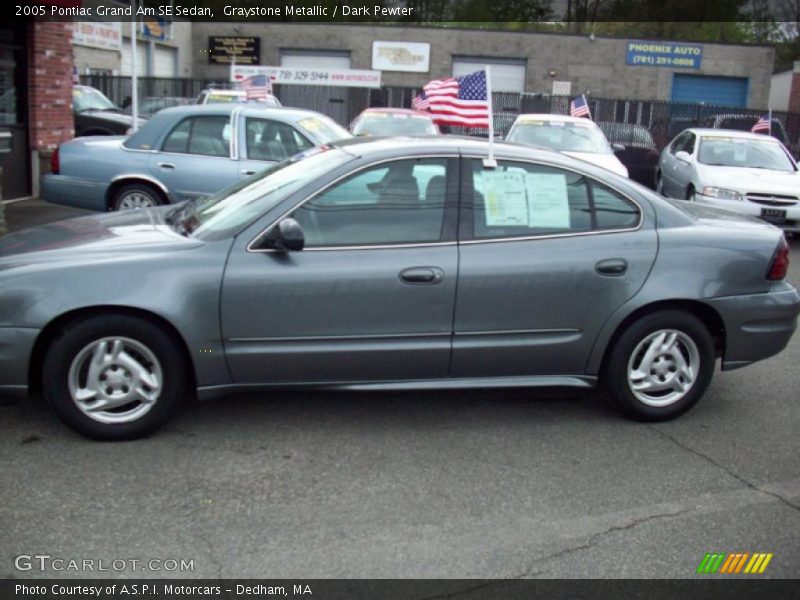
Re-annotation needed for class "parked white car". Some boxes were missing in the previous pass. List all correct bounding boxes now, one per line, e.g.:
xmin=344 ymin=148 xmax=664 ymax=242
xmin=657 ymin=128 xmax=800 ymax=233
xmin=505 ymin=114 xmax=629 ymax=178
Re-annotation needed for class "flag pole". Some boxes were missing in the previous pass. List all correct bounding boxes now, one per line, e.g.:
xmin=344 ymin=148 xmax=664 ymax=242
xmin=585 ymin=94 xmax=593 ymax=121
xmin=130 ymin=7 xmax=139 ymax=133
xmin=483 ymin=65 xmax=497 ymax=168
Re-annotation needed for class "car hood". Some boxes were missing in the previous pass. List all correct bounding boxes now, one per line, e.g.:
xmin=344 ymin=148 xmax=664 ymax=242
xmin=77 ymin=110 xmax=144 ymax=127
xmin=563 ymin=151 xmax=629 ymax=178
xmin=0 ymin=208 xmax=201 ymax=268
xmin=698 ymin=166 xmax=800 ymax=195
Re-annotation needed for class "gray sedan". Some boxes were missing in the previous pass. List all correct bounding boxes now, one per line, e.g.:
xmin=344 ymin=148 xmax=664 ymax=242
xmin=2 ymin=137 xmax=798 ymax=440
xmin=42 ymin=104 xmax=350 ymax=211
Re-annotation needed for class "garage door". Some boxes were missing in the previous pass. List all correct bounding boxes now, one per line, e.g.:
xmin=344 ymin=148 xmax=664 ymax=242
xmin=452 ymin=57 xmax=526 ymax=92
xmin=153 ymin=45 xmax=177 ymax=77
xmin=120 ymin=39 xmax=146 ymax=76
xmin=671 ymin=74 xmax=748 ymax=107
xmin=279 ymin=51 xmax=351 ymax=125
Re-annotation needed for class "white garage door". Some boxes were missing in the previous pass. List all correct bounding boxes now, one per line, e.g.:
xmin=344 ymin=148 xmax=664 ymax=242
xmin=452 ymin=57 xmax=526 ymax=92
xmin=120 ymin=39 xmax=147 ymax=77
xmin=279 ymin=51 xmax=352 ymax=125
xmin=153 ymin=45 xmax=177 ymax=77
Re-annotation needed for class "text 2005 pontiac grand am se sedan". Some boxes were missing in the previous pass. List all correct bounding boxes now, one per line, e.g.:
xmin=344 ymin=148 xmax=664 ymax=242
xmin=2 ymin=137 xmax=798 ymax=440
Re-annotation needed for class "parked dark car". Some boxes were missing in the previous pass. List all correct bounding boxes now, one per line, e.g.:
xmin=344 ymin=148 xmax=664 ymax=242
xmin=598 ymin=122 xmax=660 ymax=188
xmin=699 ymin=113 xmax=790 ymax=146
xmin=73 ymin=85 xmax=145 ymax=137
xmin=6 ymin=137 xmax=799 ymax=439
xmin=123 ymin=96 xmax=191 ymax=119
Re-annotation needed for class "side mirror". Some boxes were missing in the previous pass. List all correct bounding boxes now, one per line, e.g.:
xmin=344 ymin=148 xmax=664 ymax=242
xmin=674 ymin=150 xmax=692 ymax=163
xmin=262 ymin=218 xmax=305 ymax=252
xmin=611 ymin=142 xmax=625 ymax=153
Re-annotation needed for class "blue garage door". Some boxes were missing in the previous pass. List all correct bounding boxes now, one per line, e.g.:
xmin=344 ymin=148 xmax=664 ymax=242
xmin=671 ymin=74 xmax=748 ymax=107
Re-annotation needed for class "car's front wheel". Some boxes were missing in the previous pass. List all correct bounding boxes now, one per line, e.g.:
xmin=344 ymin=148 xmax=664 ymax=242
xmin=43 ymin=315 xmax=188 ymax=440
xmin=112 ymin=183 xmax=161 ymax=211
xmin=603 ymin=310 xmax=715 ymax=421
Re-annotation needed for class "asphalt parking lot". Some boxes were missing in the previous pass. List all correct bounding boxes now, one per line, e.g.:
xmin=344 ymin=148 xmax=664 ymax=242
xmin=1 ymin=198 xmax=798 ymax=579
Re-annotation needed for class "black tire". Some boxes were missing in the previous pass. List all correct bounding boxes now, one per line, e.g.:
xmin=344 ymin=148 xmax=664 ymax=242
xmin=603 ymin=310 xmax=715 ymax=421
xmin=42 ymin=315 xmax=189 ymax=440
xmin=685 ymin=185 xmax=696 ymax=202
xmin=112 ymin=183 xmax=162 ymax=211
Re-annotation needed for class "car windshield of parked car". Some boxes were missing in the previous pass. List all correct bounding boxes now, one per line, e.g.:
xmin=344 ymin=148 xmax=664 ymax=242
xmin=353 ymin=114 xmax=436 ymax=136
xmin=697 ymin=137 xmax=796 ymax=172
xmin=295 ymin=115 xmax=351 ymax=143
xmin=206 ymin=92 xmax=244 ymax=104
xmin=187 ymin=147 xmax=354 ymax=240
xmin=73 ymin=87 xmax=118 ymax=112
xmin=507 ymin=120 xmax=610 ymax=153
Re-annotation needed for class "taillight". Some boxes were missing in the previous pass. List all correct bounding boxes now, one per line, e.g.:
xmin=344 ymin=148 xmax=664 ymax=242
xmin=50 ymin=147 xmax=60 ymax=175
xmin=767 ymin=237 xmax=790 ymax=281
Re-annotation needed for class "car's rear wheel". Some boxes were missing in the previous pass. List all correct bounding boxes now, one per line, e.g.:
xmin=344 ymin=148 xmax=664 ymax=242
xmin=43 ymin=315 xmax=188 ymax=440
xmin=603 ymin=310 xmax=715 ymax=421
xmin=112 ymin=183 xmax=161 ymax=211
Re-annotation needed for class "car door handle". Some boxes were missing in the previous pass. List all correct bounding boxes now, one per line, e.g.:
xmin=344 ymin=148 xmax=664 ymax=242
xmin=241 ymin=169 xmax=256 ymax=176
xmin=158 ymin=162 xmax=175 ymax=169
xmin=595 ymin=259 xmax=628 ymax=276
xmin=399 ymin=267 xmax=444 ymax=285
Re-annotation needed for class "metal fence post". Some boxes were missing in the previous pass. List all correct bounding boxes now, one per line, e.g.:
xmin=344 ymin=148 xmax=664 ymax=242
xmin=0 ymin=165 xmax=6 ymax=236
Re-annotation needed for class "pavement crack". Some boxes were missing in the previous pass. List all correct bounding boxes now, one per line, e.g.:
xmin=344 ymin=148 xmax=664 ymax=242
xmin=516 ymin=507 xmax=689 ymax=577
xmin=649 ymin=425 xmax=800 ymax=513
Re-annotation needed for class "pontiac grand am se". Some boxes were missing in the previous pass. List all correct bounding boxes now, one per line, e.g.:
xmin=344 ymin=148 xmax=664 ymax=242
xmin=1 ymin=137 xmax=798 ymax=440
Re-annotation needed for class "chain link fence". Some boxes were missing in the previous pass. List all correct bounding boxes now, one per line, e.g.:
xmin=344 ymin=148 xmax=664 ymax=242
xmin=78 ymin=76 xmax=800 ymax=159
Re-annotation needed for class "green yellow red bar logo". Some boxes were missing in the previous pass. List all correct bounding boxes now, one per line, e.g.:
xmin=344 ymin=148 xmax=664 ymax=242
xmin=696 ymin=552 xmax=773 ymax=574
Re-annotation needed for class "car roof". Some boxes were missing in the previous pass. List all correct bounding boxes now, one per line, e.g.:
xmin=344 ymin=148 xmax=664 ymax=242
xmin=686 ymin=128 xmax=784 ymax=141
xmin=357 ymin=107 xmax=434 ymax=118
xmin=332 ymin=134 xmax=606 ymax=165
xmin=122 ymin=104 xmax=332 ymax=150
xmin=513 ymin=114 xmax=600 ymax=125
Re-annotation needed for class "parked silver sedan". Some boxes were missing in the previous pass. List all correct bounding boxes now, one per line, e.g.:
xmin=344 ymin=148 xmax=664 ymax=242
xmin=42 ymin=104 xmax=350 ymax=211
xmin=656 ymin=128 xmax=800 ymax=233
xmin=2 ymin=137 xmax=798 ymax=440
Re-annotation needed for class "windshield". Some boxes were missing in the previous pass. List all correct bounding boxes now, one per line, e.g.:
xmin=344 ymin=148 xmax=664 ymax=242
xmin=296 ymin=115 xmax=351 ymax=144
xmin=188 ymin=147 xmax=353 ymax=240
xmin=697 ymin=137 xmax=796 ymax=172
xmin=353 ymin=114 xmax=436 ymax=136
xmin=205 ymin=92 xmax=245 ymax=104
xmin=73 ymin=87 xmax=118 ymax=112
xmin=507 ymin=120 xmax=610 ymax=153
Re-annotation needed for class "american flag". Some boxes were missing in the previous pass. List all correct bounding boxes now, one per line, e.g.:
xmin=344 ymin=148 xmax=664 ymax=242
xmin=751 ymin=113 xmax=771 ymax=134
xmin=411 ymin=91 xmax=430 ymax=110
xmin=412 ymin=70 xmax=490 ymax=128
xmin=72 ymin=65 xmax=80 ymax=85
xmin=570 ymin=95 xmax=591 ymax=119
xmin=242 ymin=74 xmax=271 ymax=102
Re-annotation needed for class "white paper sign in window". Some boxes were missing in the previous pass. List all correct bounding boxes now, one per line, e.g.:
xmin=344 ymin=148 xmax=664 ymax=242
xmin=483 ymin=170 xmax=528 ymax=226
xmin=525 ymin=172 xmax=571 ymax=228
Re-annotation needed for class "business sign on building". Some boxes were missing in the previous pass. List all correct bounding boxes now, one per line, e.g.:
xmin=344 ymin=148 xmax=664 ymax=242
xmin=371 ymin=41 xmax=430 ymax=73
xmin=552 ymin=81 xmax=572 ymax=96
xmin=209 ymin=37 xmax=261 ymax=65
xmin=72 ymin=21 xmax=122 ymax=51
xmin=626 ymin=40 xmax=703 ymax=69
xmin=231 ymin=66 xmax=381 ymax=88
xmin=142 ymin=18 xmax=168 ymax=41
